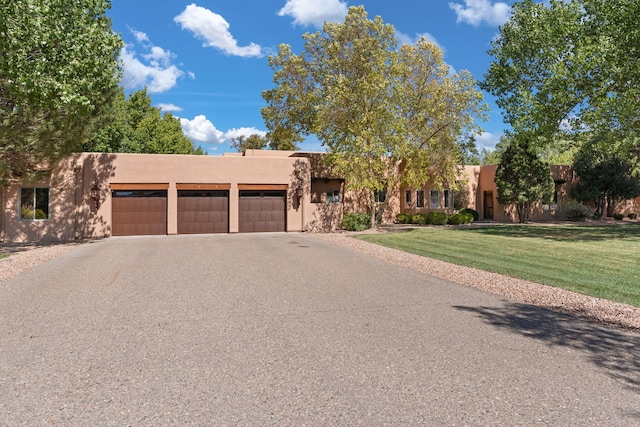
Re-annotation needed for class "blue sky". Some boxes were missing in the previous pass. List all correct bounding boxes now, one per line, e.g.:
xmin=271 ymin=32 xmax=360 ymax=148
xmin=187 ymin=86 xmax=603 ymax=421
xmin=108 ymin=0 xmax=516 ymax=154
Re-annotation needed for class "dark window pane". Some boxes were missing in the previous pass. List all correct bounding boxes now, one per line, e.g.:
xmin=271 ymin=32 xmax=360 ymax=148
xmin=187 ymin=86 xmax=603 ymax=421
xmin=20 ymin=188 xmax=35 ymax=219
xmin=35 ymin=188 xmax=49 ymax=219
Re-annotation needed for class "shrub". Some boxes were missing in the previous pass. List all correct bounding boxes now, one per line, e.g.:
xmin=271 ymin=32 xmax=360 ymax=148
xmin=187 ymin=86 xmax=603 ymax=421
xmin=411 ymin=214 xmax=427 ymax=225
xmin=396 ymin=213 xmax=412 ymax=224
xmin=341 ymin=213 xmax=371 ymax=231
xmin=427 ymin=211 xmax=449 ymax=225
xmin=560 ymin=200 xmax=594 ymax=221
xmin=613 ymin=213 xmax=624 ymax=220
xmin=459 ymin=208 xmax=479 ymax=222
xmin=448 ymin=212 xmax=474 ymax=225
xmin=629 ymin=212 xmax=638 ymax=220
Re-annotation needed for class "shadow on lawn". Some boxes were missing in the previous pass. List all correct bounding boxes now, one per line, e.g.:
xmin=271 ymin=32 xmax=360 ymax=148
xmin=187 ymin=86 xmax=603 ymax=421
xmin=463 ymin=223 xmax=640 ymax=242
xmin=454 ymin=303 xmax=640 ymax=392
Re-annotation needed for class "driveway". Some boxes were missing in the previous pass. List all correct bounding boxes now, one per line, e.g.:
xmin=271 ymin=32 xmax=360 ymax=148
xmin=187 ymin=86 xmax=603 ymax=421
xmin=1 ymin=234 xmax=639 ymax=425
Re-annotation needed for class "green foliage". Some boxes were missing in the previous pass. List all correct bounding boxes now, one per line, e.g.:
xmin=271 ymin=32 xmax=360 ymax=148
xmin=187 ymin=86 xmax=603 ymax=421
xmin=482 ymin=0 xmax=640 ymax=144
xmin=427 ymin=212 xmax=449 ymax=225
xmin=571 ymin=136 xmax=640 ymax=218
xmin=629 ymin=213 xmax=638 ymax=220
xmin=459 ymin=208 xmax=479 ymax=222
xmin=613 ymin=213 xmax=624 ymax=220
xmin=411 ymin=214 xmax=426 ymax=225
xmin=0 ymin=0 xmax=123 ymax=183
xmin=559 ymin=199 xmax=594 ymax=222
xmin=230 ymin=134 xmax=267 ymax=152
xmin=396 ymin=213 xmax=412 ymax=224
xmin=495 ymin=134 xmax=554 ymax=223
xmin=447 ymin=212 xmax=473 ymax=225
xmin=453 ymin=184 xmax=470 ymax=210
xmin=341 ymin=213 xmax=372 ymax=231
xmin=84 ymin=88 xmax=203 ymax=154
xmin=262 ymin=6 xmax=487 ymax=228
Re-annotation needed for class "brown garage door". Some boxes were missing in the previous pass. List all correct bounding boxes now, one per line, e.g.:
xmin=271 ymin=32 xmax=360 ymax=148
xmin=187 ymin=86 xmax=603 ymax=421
xmin=238 ymin=190 xmax=286 ymax=233
xmin=177 ymin=190 xmax=229 ymax=234
xmin=111 ymin=190 xmax=167 ymax=236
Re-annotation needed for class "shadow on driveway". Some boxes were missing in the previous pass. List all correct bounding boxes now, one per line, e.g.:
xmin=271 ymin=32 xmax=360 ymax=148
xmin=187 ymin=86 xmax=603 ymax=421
xmin=454 ymin=303 xmax=640 ymax=393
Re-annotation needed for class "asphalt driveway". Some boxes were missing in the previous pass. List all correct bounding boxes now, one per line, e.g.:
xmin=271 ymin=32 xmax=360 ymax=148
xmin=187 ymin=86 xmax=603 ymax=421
xmin=1 ymin=234 xmax=639 ymax=425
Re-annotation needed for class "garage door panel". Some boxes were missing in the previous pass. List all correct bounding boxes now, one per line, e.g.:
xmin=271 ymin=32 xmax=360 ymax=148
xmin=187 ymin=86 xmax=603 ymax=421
xmin=177 ymin=190 xmax=228 ymax=234
xmin=238 ymin=191 xmax=286 ymax=233
xmin=112 ymin=196 xmax=167 ymax=236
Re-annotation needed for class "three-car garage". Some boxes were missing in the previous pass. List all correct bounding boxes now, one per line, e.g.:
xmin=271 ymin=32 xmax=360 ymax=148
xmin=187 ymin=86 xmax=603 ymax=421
xmin=110 ymin=184 xmax=288 ymax=236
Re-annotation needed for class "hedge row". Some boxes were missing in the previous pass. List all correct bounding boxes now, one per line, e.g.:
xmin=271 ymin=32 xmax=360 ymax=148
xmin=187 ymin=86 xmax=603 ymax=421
xmin=396 ymin=209 xmax=477 ymax=225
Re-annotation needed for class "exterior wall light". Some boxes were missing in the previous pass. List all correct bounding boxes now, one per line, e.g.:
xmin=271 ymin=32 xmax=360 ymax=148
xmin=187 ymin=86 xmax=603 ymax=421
xmin=90 ymin=183 xmax=101 ymax=208
xmin=296 ymin=187 xmax=303 ymax=198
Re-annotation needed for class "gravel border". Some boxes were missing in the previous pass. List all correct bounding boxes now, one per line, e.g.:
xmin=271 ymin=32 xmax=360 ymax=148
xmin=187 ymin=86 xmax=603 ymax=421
xmin=0 ymin=242 xmax=78 ymax=283
xmin=310 ymin=231 xmax=640 ymax=333
xmin=2 ymin=232 xmax=639 ymax=333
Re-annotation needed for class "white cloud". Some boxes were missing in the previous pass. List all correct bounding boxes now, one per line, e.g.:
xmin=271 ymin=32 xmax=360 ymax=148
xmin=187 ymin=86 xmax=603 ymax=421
xmin=157 ymin=103 xmax=182 ymax=112
xmin=119 ymin=30 xmax=186 ymax=93
xmin=278 ymin=0 xmax=348 ymax=28
xmin=448 ymin=0 xmax=512 ymax=27
xmin=475 ymin=131 xmax=503 ymax=150
xmin=224 ymin=127 xmax=267 ymax=141
xmin=397 ymin=31 xmax=444 ymax=51
xmin=174 ymin=4 xmax=262 ymax=57
xmin=180 ymin=115 xmax=225 ymax=144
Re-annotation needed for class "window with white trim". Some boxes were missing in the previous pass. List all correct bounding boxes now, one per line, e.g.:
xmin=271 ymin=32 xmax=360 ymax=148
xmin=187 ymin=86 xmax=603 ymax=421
xmin=430 ymin=189 xmax=440 ymax=209
xmin=416 ymin=190 xmax=425 ymax=208
xmin=20 ymin=187 xmax=49 ymax=220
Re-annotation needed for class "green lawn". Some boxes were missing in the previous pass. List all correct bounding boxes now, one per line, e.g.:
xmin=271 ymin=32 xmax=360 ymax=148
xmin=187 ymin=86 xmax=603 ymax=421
xmin=0 ymin=254 xmax=7 ymax=260
xmin=356 ymin=224 xmax=640 ymax=307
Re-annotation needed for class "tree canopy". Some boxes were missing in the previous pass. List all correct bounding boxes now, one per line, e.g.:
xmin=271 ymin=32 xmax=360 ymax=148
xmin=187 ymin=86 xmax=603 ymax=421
xmin=482 ymin=0 xmax=640 ymax=144
xmin=0 ymin=0 xmax=123 ymax=183
xmin=84 ymin=88 xmax=204 ymax=155
xmin=495 ymin=134 xmax=554 ymax=223
xmin=571 ymin=135 xmax=640 ymax=217
xmin=262 ymin=6 xmax=486 ymax=224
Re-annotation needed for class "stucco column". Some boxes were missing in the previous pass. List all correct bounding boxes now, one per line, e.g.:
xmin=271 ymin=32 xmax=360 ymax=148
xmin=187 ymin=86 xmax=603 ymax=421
xmin=229 ymin=183 xmax=238 ymax=233
xmin=167 ymin=182 xmax=177 ymax=235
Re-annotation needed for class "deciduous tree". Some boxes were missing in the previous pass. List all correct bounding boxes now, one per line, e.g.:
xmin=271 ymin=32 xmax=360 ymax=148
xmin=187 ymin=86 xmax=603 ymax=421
xmin=571 ymin=136 xmax=640 ymax=217
xmin=262 ymin=6 xmax=486 ymax=226
xmin=230 ymin=134 xmax=267 ymax=152
xmin=84 ymin=88 xmax=204 ymax=154
xmin=0 ymin=0 xmax=122 ymax=183
xmin=482 ymin=0 xmax=640 ymax=148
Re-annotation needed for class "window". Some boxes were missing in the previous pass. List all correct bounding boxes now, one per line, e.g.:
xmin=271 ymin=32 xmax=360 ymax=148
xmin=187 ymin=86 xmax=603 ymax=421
xmin=326 ymin=190 xmax=341 ymax=203
xmin=416 ymin=190 xmax=425 ymax=208
xmin=374 ymin=190 xmax=387 ymax=203
xmin=405 ymin=190 xmax=412 ymax=207
xmin=20 ymin=187 xmax=49 ymax=220
xmin=444 ymin=189 xmax=453 ymax=209
xmin=430 ymin=190 xmax=440 ymax=209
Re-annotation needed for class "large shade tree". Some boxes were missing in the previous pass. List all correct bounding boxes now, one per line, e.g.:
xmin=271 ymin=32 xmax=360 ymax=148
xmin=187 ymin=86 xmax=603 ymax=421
xmin=571 ymin=136 xmax=640 ymax=218
xmin=0 ymin=0 xmax=123 ymax=183
xmin=482 ymin=0 xmax=640 ymax=147
xmin=84 ymin=88 xmax=204 ymax=154
xmin=262 ymin=6 xmax=486 ymax=226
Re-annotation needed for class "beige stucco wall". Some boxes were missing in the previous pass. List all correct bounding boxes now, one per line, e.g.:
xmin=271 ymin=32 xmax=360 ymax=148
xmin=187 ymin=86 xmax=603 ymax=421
xmin=2 ymin=152 xmax=311 ymax=242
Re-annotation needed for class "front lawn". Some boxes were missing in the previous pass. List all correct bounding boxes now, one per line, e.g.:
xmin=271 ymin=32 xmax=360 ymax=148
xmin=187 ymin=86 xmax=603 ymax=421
xmin=356 ymin=224 xmax=640 ymax=307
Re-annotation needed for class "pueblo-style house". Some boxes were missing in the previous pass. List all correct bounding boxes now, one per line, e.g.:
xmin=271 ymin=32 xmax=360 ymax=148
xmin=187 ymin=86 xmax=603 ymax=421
xmin=1 ymin=150 xmax=638 ymax=243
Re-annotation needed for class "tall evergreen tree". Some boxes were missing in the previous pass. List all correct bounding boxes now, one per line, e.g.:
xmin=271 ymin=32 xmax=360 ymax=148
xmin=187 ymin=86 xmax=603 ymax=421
xmin=495 ymin=134 xmax=554 ymax=223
